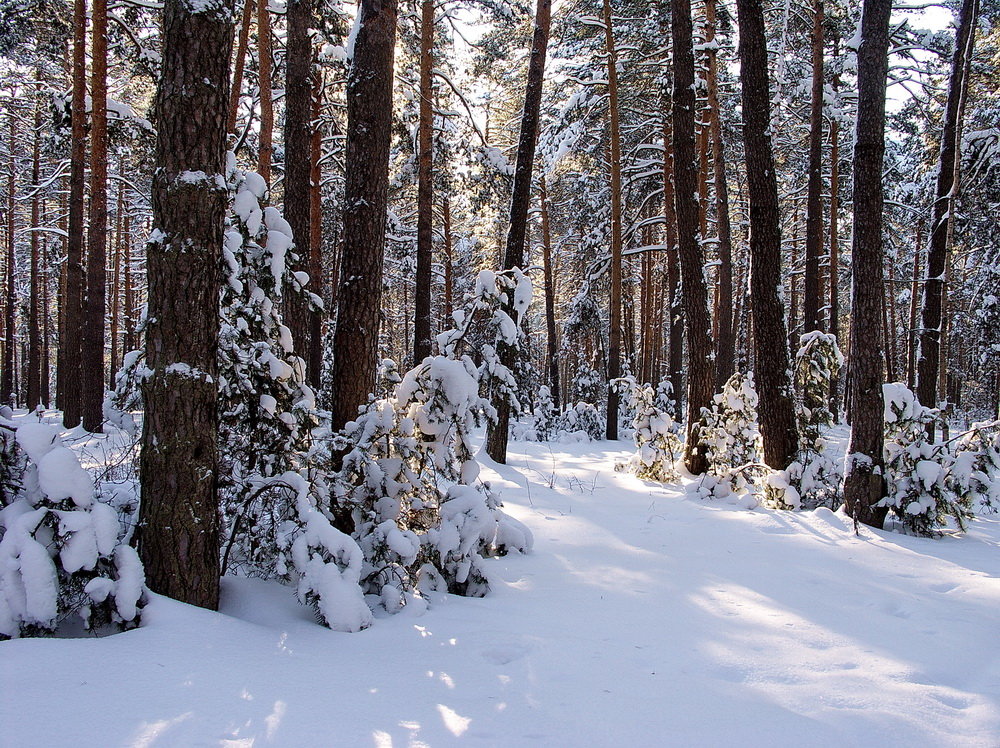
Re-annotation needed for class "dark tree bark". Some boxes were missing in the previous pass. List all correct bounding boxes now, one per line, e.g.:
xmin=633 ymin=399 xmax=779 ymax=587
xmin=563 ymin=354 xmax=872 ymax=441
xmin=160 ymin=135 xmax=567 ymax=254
xmin=802 ymin=0 xmax=825 ymax=334
xmin=308 ymin=65 xmax=324 ymax=384
xmin=828 ymin=31 xmax=842 ymax=416
xmin=602 ymin=0 xmax=623 ymax=440
xmin=123 ymin=203 xmax=135 ymax=354
xmin=672 ymin=0 xmax=715 ymax=474
xmin=706 ymin=0 xmax=735 ymax=388
xmin=109 ymin=182 xmax=122 ymax=387
xmin=27 ymin=98 xmax=42 ymax=409
xmin=484 ymin=0 xmax=551 ymax=463
xmin=916 ymin=0 xmax=978 ymax=418
xmin=4 ymin=115 xmax=17 ymax=407
xmin=328 ymin=0 xmax=398 ymax=433
xmin=83 ymin=0 xmax=108 ymax=432
xmin=256 ymin=0 xmax=273 ymax=181
xmin=736 ymin=0 xmax=798 ymax=470
xmin=413 ymin=0 xmax=434 ymax=364
xmin=842 ymin=0 xmax=892 ymax=529
xmin=906 ymin=219 xmax=923 ymax=389
xmin=41 ymin=216 xmax=50 ymax=407
xmin=63 ymin=0 xmax=87 ymax=426
xmin=138 ymin=0 xmax=234 ymax=610
xmin=539 ymin=175 xmax=559 ymax=404
xmin=661 ymin=114 xmax=683 ymax=412
xmin=283 ymin=0 xmax=315 ymax=381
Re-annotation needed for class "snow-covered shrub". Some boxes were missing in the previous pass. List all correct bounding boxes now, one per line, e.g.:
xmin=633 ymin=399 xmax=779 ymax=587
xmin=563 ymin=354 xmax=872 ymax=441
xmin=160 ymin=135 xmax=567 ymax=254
xmin=946 ymin=421 xmax=1000 ymax=514
xmin=557 ymin=401 xmax=604 ymax=441
xmin=766 ymin=332 xmax=844 ymax=510
xmin=880 ymin=384 xmax=964 ymax=535
xmin=0 ymin=419 xmax=143 ymax=639
xmin=532 ymin=385 xmax=559 ymax=442
xmin=698 ymin=372 xmax=763 ymax=491
xmin=614 ymin=377 xmax=681 ymax=482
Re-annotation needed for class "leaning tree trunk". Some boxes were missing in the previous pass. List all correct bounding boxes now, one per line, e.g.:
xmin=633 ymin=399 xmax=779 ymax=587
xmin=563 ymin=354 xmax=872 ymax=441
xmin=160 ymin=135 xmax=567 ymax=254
xmin=842 ymin=0 xmax=892 ymax=529
xmin=328 ymin=0 xmax=398 ymax=434
xmin=82 ymin=0 xmax=108 ymax=432
xmin=484 ymin=0 xmax=551 ymax=463
xmin=283 ymin=0 xmax=315 ymax=382
xmin=63 ymin=0 xmax=87 ymax=426
xmin=673 ymin=0 xmax=716 ymax=474
xmin=413 ymin=0 xmax=434 ymax=364
xmin=802 ymin=0 xmax=825 ymax=334
xmin=736 ymin=0 xmax=798 ymax=470
xmin=916 ymin=0 xmax=978 ymax=424
xmin=138 ymin=0 xmax=234 ymax=610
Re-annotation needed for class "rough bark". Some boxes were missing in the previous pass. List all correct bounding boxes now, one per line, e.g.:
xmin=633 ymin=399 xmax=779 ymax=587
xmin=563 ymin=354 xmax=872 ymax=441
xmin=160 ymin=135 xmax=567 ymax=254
xmin=328 ymin=0 xmax=398 ymax=433
xmin=4 ymin=115 xmax=17 ymax=407
xmin=916 ymin=0 xmax=978 ymax=418
xmin=138 ymin=0 xmax=234 ymax=609
xmin=27 ymin=99 xmax=41 ymax=409
xmin=83 ymin=0 xmax=109 ymax=432
xmin=661 ymin=114 xmax=683 ymax=412
xmin=803 ymin=0 xmax=825 ymax=333
xmin=736 ymin=0 xmax=798 ymax=470
xmin=282 ymin=0 xmax=314 ymax=380
xmin=539 ymin=175 xmax=560 ymax=404
xmin=63 ymin=0 xmax=87 ymax=426
xmin=842 ymin=0 xmax=891 ymax=529
xmin=413 ymin=0 xmax=434 ymax=364
xmin=673 ymin=0 xmax=715 ymax=474
xmin=109 ymin=182 xmax=122 ymax=387
xmin=828 ymin=35 xmax=841 ymax=416
xmin=906 ymin=220 xmax=923 ymax=389
xmin=602 ymin=0 xmax=623 ymax=440
xmin=308 ymin=65 xmax=323 ymax=385
xmin=484 ymin=0 xmax=550 ymax=463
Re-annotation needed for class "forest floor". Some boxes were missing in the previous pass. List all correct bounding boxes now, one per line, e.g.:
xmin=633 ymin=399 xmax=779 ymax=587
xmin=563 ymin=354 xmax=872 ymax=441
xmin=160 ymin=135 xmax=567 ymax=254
xmin=3 ymin=429 xmax=1000 ymax=747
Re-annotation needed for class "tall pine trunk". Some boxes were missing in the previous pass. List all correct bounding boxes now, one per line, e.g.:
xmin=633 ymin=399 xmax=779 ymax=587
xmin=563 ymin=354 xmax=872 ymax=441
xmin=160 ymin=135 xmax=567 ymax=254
xmin=4 ymin=114 xmax=17 ymax=407
xmin=138 ymin=0 xmax=234 ymax=609
xmin=828 ymin=32 xmax=842 ymax=416
xmin=27 ymin=97 xmax=42 ymax=409
xmin=673 ymin=0 xmax=715 ymax=473
xmin=539 ymin=175 xmax=560 ymax=404
xmin=736 ymin=0 xmax=798 ymax=470
xmin=413 ymin=0 xmax=434 ymax=364
xmin=802 ymin=0 xmax=825 ymax=333
xmin=484 ymin=0 xmax=551 ymax=463
xmin=227 ymin=0 xmax=255 ymax=135
xmin=328 ymin=0 xmax=398 ymax=433
xmin=916 ymin=0 xmax=978 ymax=421
xmin=842 ymin=0 xmax=892 ymax=528
xmin=256 ymin=0 xmax=273 ymax=181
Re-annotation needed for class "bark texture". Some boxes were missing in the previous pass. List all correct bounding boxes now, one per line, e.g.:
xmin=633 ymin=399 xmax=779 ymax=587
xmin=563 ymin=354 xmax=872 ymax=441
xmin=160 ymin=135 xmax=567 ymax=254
xmin=413 ymin=0 xmax=434 ymax=364
xmin=842 ymin=0 xmax=892 ymax=528
xmin=736 ymin=0 xmax=798 ymax=470
xmin=328 ymin=0 xmax=398 ymax=433
xmin=138 ymin=0 xmax=234 ymax=609
xmin=802 ymin=0 xmax=825 ymax=334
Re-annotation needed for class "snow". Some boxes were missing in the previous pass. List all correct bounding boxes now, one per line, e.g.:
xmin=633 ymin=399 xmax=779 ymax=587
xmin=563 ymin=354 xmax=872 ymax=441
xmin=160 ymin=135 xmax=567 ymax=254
xmin=2 ymin=439 xmax=999 ymax=745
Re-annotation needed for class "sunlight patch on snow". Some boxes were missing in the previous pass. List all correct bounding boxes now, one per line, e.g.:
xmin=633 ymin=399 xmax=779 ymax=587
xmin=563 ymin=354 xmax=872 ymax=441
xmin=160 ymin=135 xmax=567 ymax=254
xmin=131 ymin=712 xmax=194 ymax=747
xmin=265 ymin=700 xmax=286 ymax=739
xmin=553 ymin=553 xmax=656 ymax=595
xmin=436 ymin=704 xmax=472 ymax=737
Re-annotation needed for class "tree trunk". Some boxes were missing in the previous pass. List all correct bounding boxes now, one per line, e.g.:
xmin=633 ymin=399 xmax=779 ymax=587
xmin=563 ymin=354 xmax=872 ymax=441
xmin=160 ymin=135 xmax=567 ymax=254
xmin=828 ymin=34 xmax=842 ymax=416
xmin=3 ymin=115 xmax=17 ymax=407
xmin=674 ymin=0 xmax=716 ymax=473
xmin=906 ymin=219 xmax=923 ymax=388
xmin=63 ymin=0 xmax=87 ymax=426
xmin=139 ymin=0 xmax=234 ymax=610
xmin=661 ymin=114 xmax=683 ymax=411
xmin=328 ymin=0 xmax=398 ymax=434
xmin=227 ymin=0 xmax=254 ymax=135
xmin=443 ymin=194 xmax=453 ymax=324
xmin=803 ymin=0 xmax=825 ymax=333
xmin=27 ymin=98 xmax=42 ymax=410
xmin=484 ymin=0 xmax=551 ymax=463
xmin=736 ymin=0 xmax=798 ymax=470
xmin=109 ymin=182 xmax=123 ymax=387
xmin=706 ymin=0 xmax=734 ymax=388
xmin=842 ymin=0 xmax=892 ymax=529
xmin=256 ymin=0 xmax=273 ymax=182
xmin=539 ymin=175 xmax=560 ymax=404
xmin=283 ymin=0 xmax=315 ymax=380
xmin=123 ymin=203 xmax=135 ymax=354
xmin=41 ymin=216 xmax=51 ymax=407
xmin=56 ymin=191 xmax=67 ymax=409
xmin=308 ymin=64 xmax=324 ymax=384
xmin=413 ymin=0 xmax=434 ymax=364
xmin=82 ymin=0 xmax=108 ymax=432
xmin=916 ymin=0 xmax=978 ymax=417
xmin=602 ymin=0 xmax=623 ymax=440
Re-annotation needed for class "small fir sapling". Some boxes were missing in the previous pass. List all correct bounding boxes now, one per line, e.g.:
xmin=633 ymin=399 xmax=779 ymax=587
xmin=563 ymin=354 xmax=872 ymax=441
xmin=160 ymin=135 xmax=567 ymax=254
xmin=0 ymin=416 xmax=144 ymax=639
xmin=613 ymin=377 xmax=682 ymax=482
xmin=532 ymin=385 xmax=558 ymax=442
xmin=693 ymin=372 xmax=764 ymax=498
xmin=765 ymin=332 xmax=843 ymax=510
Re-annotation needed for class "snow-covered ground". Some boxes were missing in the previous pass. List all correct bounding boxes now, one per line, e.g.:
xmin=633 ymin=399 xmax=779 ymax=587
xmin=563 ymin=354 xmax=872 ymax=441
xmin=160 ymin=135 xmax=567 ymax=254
xmin=3 ymin=436 xmax=999 ymax=747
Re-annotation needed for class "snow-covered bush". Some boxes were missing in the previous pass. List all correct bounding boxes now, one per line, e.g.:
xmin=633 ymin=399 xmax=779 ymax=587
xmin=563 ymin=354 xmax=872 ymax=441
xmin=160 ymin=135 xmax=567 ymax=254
xmin=946 ymin=421 xmax=1000 ymax=514
xmin=698 ymin=372 xmax=763 ymax=491
xmin=557 ymin=401 xmax=604 ymax=441
xmin=532 ymin=385 xmax=559 ymax=442
xmin=766 ymin=332 xmax=843 ymax=510
xmin=0 ymin=418 xmax=143 ymax=638
xmin=614 ymin=377 xmax=681 ymax=482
